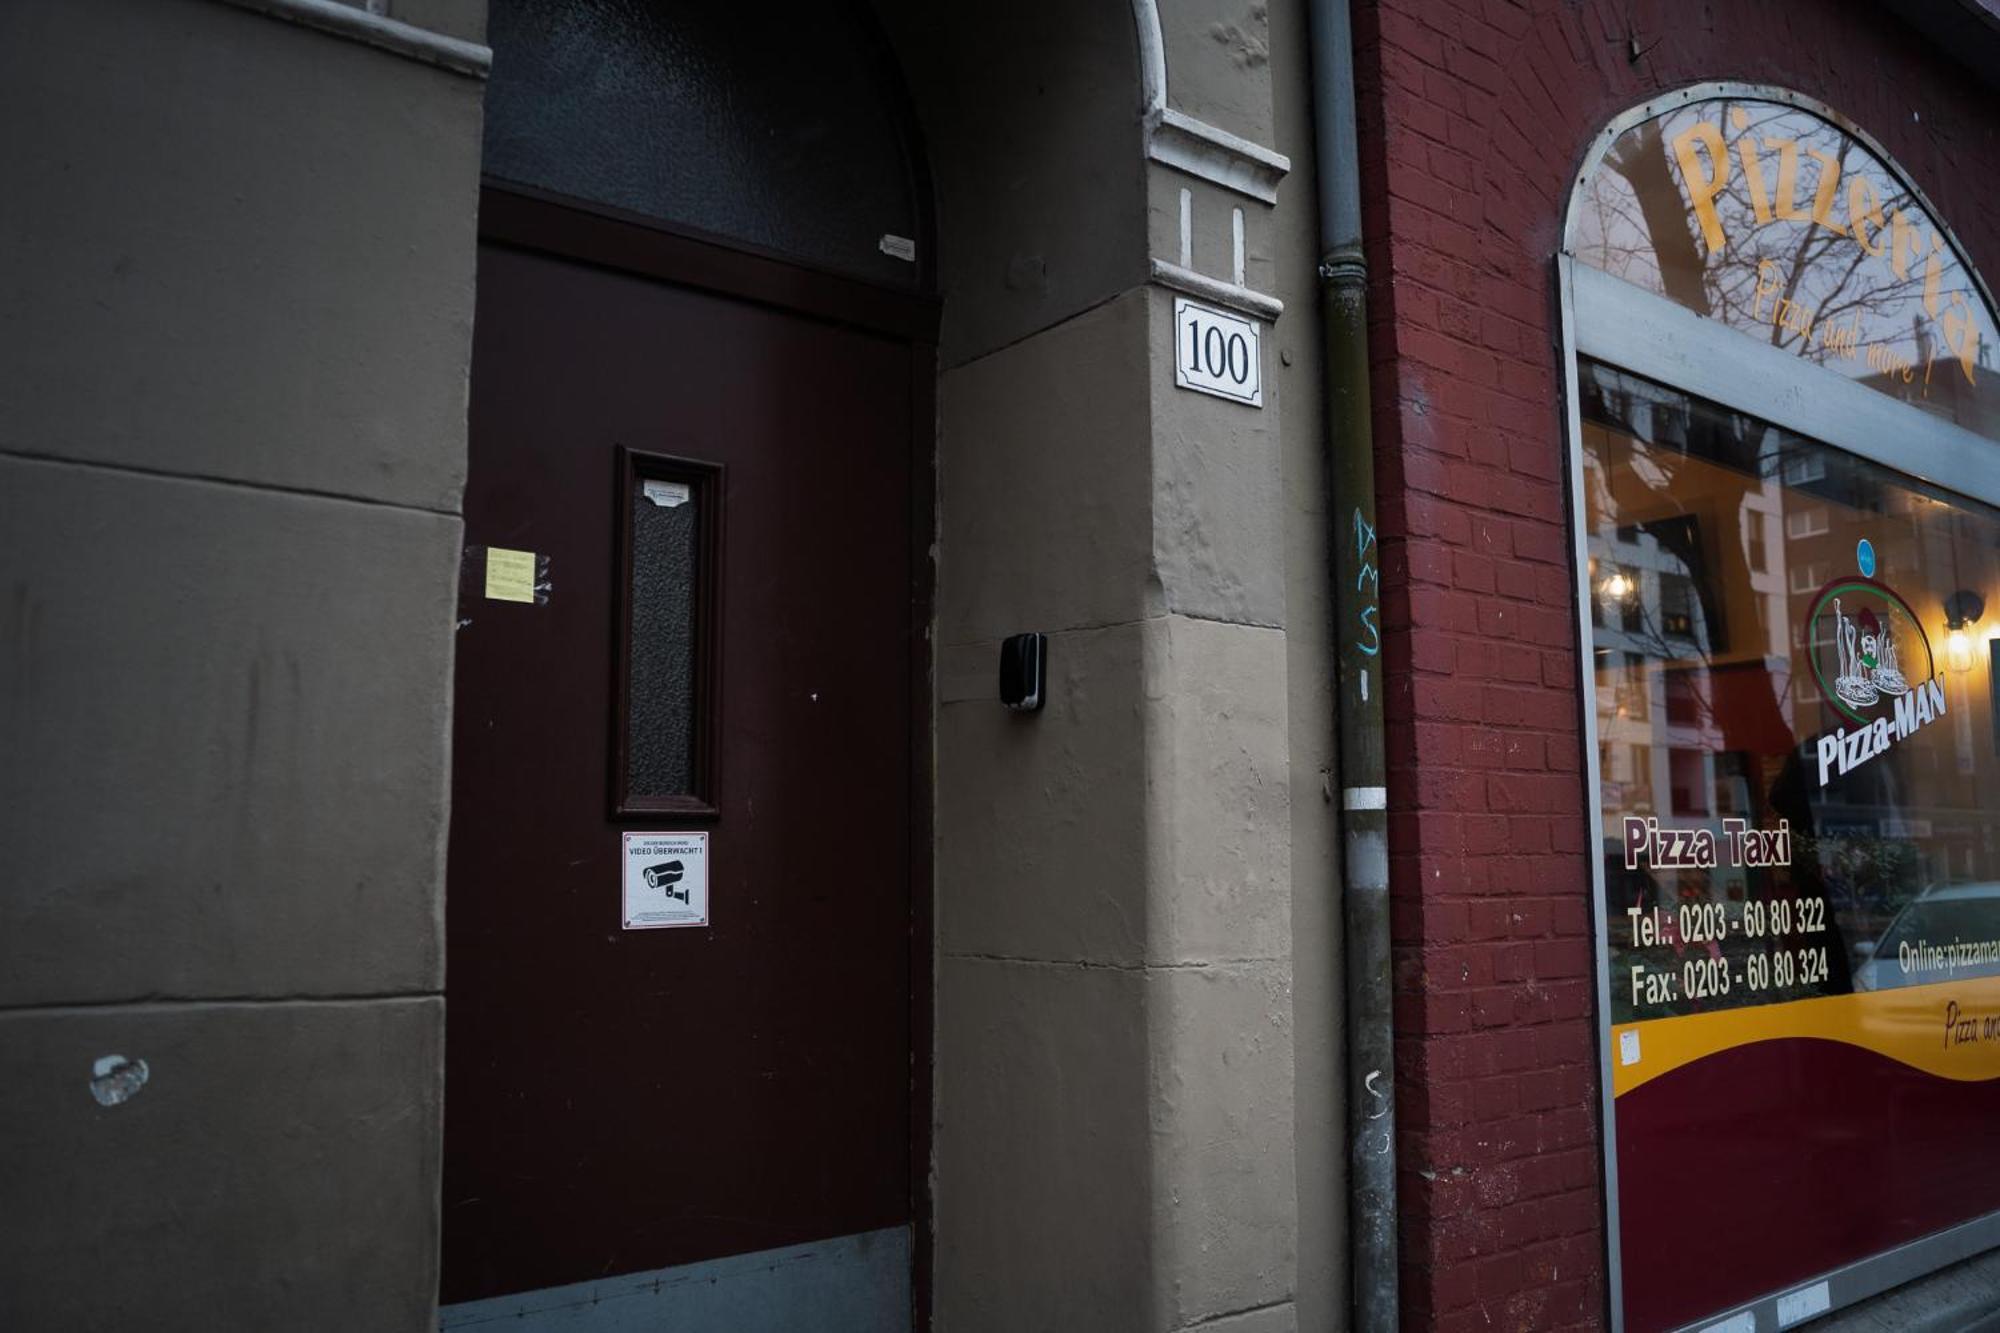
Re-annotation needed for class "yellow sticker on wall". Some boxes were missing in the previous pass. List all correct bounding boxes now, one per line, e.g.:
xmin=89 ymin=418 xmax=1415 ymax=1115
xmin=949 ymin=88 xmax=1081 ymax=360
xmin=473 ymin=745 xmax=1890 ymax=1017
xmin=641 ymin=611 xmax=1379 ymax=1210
xmin=484 ymin=547 xmax=537 ymax=604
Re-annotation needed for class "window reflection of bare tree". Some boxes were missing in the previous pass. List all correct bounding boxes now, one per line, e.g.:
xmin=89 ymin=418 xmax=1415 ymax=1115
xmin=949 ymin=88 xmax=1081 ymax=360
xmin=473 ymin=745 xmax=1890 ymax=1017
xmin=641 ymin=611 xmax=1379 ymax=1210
xmin=1598 ymin=117 xmax=1707 ymax=311
xmin=1585 ymin=103 xmax=1949 ymax=379
xmin=1578 ymin=101 xmax=2000 ymax=1006
xmin=1581 ymin=103 xmax=2000 ymax=1010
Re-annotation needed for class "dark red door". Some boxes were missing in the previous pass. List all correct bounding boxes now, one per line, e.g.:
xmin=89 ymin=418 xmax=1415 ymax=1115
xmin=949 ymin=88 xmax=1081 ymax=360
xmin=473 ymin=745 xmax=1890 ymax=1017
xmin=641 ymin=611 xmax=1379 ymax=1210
xmin=442 ymin=196 xmax=923 ymax=1306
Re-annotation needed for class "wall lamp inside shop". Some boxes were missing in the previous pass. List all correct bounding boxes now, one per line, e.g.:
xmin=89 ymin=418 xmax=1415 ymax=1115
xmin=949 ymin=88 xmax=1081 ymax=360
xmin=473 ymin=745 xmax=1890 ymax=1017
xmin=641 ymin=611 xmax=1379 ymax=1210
xmin=1943 ymin=590 xmax=1985 ymax=674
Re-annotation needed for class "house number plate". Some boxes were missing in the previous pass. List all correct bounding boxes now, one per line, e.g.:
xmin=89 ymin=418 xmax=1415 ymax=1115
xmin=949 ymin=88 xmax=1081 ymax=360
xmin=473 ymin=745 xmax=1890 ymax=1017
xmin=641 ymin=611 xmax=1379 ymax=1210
xmin=1173 ymin=297 xmax=1262 ymax=408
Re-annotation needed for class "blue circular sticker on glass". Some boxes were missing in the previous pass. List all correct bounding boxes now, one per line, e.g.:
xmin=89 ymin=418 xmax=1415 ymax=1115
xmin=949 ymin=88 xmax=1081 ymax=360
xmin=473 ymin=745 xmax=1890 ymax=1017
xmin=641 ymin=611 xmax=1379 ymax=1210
xmin=1857 ymin=538 xmax=1876 ymax=578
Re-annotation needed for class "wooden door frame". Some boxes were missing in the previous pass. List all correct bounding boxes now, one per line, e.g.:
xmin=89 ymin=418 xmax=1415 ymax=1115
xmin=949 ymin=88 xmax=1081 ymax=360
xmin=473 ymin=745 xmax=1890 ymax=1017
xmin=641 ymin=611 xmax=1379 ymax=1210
xmin=470 ymin=182 xmax=940 ymax=1331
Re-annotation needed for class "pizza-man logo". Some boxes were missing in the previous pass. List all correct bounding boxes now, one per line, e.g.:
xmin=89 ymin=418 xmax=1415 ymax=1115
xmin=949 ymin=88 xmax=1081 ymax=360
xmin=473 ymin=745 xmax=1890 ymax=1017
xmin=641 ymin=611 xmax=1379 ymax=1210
xmin=1806 ymin=551 xmax=1946 ymax=786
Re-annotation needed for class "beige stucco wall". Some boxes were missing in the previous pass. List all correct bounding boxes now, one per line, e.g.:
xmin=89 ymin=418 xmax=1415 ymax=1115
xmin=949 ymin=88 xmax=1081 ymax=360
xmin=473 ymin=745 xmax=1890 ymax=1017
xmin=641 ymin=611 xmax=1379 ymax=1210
xmin=924 ymin=1 xmax=1333 ymax=1324
xmin=0 ymin=1 xmax=481 ymax=1326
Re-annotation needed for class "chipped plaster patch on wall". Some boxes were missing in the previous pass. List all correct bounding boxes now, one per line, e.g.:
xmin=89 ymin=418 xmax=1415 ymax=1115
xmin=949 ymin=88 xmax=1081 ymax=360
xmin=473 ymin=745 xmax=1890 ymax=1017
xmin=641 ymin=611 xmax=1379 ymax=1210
xmin=89 ymin=1054 xmax=149 ymax=1107
xmin=1207 ymin=8 xmax=1269 ymax=70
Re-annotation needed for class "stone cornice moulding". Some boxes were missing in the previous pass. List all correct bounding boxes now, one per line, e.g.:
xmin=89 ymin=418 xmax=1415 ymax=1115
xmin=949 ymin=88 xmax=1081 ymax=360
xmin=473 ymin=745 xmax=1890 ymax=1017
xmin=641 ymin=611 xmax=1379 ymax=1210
xmin=1131 ymin=0 xmax=1291 ymax=204
xmin=1146 ymin=107 xmax=1292 ymax=205
xmin=1149 ymin=258 xmax=1284 ymax=321
xmin=213 ymin=0 xmax=492 ymax=77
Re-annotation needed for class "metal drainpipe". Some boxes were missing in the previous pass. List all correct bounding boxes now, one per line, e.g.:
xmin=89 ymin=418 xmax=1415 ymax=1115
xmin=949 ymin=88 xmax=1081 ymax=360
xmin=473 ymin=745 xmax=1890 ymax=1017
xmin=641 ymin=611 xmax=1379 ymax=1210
xmin=1304 ymin=0 xmax=1398 ymax=1328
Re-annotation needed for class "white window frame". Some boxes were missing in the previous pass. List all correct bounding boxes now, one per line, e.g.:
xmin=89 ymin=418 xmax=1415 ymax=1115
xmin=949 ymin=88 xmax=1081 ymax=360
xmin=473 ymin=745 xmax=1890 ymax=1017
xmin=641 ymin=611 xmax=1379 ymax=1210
xmin=1784 ymin=507 xmax=1830 ymax=539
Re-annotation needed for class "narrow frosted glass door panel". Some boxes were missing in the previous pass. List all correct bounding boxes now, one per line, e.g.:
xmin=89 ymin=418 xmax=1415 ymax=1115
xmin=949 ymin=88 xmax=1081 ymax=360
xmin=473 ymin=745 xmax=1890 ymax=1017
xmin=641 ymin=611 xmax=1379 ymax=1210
xmin=614 ymin=451 xmax=721 ymax=815
xmin=627 ymin=490 xmax=698 ymax=795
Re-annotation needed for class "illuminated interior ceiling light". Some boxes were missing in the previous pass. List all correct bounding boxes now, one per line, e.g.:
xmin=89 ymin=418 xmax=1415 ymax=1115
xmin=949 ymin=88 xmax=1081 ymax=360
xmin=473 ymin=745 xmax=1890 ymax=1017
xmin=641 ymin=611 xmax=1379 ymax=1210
xmin=1943 ymin=589 xmax=1985 ymax=673
xmin=1601 ymin=570 xmax=1634 ymax=600
xmin=1947 ymin=630 xmax=1974 ymax=674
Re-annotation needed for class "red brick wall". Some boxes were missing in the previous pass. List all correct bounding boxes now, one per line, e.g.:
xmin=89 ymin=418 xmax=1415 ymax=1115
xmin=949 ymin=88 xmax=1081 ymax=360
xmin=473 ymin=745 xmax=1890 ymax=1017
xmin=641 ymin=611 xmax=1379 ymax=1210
xmin=1354 ymin=2 xmax=2000 ymax=1327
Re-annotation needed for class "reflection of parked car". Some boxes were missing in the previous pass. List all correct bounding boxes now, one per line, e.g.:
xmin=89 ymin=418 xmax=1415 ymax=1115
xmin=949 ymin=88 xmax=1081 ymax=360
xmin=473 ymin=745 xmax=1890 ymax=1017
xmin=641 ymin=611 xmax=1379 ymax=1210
xmin=1852 ymin=882 xmax=2000 ymax=991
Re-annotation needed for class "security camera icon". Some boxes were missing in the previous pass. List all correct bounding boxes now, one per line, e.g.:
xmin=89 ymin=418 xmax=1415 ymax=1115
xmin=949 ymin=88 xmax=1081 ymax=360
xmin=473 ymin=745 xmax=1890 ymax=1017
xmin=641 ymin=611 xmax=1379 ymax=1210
xmin=643 ymin=860 xmax=689 ymax=903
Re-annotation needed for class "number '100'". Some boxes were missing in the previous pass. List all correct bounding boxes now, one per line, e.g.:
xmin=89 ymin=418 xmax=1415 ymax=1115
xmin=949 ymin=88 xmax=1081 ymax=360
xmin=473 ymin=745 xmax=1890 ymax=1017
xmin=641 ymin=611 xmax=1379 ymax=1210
xmin=1185 ymin=317 xmax=1253 ymax=385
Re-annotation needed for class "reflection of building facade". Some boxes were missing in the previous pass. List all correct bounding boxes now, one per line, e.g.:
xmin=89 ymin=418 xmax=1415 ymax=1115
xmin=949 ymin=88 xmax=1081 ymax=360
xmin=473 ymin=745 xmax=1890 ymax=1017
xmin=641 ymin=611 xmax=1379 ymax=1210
xmin=1595 ymin=395 xmax=2000 ymax=936
xmin=13 ymin=2 xmax=2000 ymax=1332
